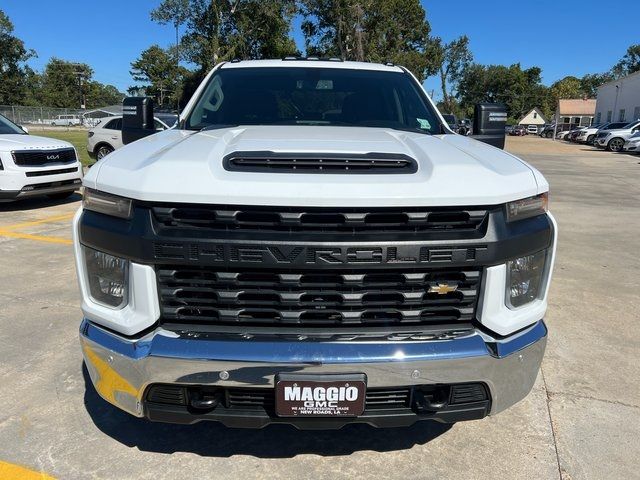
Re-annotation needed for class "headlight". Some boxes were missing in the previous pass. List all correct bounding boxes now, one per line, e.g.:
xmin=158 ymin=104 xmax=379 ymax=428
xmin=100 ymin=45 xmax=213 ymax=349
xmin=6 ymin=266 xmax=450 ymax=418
xmin=84 ymin=247 xmax=129 ymax=308
xmin=506 ymin=250 xmax=547 ymax=308
xmin=506 ymin=193 xmax=548 ymax=222
xmin=83 ymin=188 xmax=132 ymax=219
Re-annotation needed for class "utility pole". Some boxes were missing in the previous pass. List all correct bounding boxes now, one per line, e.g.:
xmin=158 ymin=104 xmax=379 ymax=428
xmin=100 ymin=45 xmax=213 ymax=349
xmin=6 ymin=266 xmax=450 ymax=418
xmin=69 ymin=62 xmax=89 ymax=110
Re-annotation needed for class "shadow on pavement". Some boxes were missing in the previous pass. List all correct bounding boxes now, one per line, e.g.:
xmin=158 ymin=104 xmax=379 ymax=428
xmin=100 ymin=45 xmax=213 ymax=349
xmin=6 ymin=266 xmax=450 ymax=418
xmin=82 ymin=364 xmax=453 ymax=458
xmin=0 ymin=191 xmax=81 ymax=212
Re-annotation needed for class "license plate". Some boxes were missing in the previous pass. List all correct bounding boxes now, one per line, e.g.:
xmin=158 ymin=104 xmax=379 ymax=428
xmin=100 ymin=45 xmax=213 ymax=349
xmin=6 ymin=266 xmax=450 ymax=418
xmin=275 ymin=374 xmax=366 ymax=417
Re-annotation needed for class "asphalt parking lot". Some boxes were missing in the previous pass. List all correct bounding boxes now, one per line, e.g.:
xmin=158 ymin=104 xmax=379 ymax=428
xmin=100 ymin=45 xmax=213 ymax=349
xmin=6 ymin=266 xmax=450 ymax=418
xmin=0 ymin=136 xmax=638 ymax=480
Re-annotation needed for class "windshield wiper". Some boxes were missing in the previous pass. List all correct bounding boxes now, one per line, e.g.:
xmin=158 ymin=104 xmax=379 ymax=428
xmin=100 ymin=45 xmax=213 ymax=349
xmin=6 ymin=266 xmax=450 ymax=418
xmin=195 ymin=124 xmax=239 ymax=132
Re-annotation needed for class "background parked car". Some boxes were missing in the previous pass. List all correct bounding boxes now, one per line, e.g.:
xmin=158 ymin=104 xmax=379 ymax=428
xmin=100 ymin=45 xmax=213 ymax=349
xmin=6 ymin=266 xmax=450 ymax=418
xmin=51 ymin=114 xmax=81 ymax=126
xmin=574 ymin=123 xmax=609 ymax=145
xmin=510 ymin=125 xmax=527 ymax=136
xmin=539 ymin=124 xmax=556 ymax=138
xmin=623 ymin=131 xmax=640 ymax=154
xmin=567 ymin=127 xmax=587 ymax=142
xmin=594 ymin=120 xmax=640 ymax=152
xmin=526 ymin=125 xmax=538 ymax=134
xmin=87 ymin=113 xmax=177 ymax=159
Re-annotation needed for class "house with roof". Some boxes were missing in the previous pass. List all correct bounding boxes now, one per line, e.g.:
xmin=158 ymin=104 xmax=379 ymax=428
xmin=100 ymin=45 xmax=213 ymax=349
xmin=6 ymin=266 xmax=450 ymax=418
xmin=554 ymin=99 xmax=596 ymax=132
xmin=518 ymin=108 xmax=548 ymax=132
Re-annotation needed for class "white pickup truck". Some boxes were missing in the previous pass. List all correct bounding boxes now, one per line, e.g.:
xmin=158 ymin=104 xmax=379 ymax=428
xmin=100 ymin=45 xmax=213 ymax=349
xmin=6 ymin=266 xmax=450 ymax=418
xmin=75 ymin=59 xmax=557 ymax=429
xmin=0 ymin=114 xmax=82 ymax=202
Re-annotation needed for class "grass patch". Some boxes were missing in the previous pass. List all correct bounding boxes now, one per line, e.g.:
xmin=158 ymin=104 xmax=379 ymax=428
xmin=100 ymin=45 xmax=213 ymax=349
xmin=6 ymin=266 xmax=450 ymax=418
xmin=30 ymin=129 xmax=93 ymax=166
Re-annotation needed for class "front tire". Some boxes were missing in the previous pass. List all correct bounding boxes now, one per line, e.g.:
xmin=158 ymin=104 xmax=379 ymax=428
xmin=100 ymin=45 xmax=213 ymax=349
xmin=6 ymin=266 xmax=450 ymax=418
xmin=545 ymin=131 xmax=553 ymax=138
xmin=96 ymin=144 xmax=114 ymax=160
xmin=607 ymin=138 xmax=624 ymax=152
xmin=586 ymin=135 xmax=594 ymax=144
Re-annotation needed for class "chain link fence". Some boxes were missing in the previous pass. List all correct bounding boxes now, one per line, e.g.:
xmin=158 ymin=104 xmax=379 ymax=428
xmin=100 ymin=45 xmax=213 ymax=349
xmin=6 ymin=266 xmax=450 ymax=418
xmin=0 ymin=105 xmax=92 ymax=128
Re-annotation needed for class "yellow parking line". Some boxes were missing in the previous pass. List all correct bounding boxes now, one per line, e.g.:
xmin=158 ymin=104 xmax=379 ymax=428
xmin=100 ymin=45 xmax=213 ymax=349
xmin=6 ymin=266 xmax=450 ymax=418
xmin=0 ymin=460 xmax=56 ymax=479
xmin=0 ymin=229 xmax=72 ymax=245
xmin=1 ymin=213 xmax=75 ymax=231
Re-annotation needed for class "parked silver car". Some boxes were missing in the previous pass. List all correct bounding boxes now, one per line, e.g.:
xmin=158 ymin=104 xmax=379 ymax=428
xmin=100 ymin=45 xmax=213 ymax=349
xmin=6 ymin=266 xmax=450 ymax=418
xmin=594 ymin=120 xmax=640 ymax=152
xmin=623 ymin=131 xmax=640 ymax=154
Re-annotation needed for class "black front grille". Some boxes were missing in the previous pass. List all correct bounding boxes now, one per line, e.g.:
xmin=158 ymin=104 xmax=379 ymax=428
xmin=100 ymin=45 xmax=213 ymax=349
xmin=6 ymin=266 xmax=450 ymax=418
xmin=223 ymin=151 xmax=418 ymax=174
xmin=25 ymin=166 xmax=79 ymax=177
xmin=152 ymin=205 xmax=488 ymax=234
xmin=146 ymin=385 xmax=411 ymax=410
xmin=157 ymin=267 xmax=481 ymax=329
xmin=22 ymin=179 xmax=81 ymax=191
xmin=145 ymin=384 xmax=488 ymax=411
xmin=12 ymin=148 xmax=77 ymax=166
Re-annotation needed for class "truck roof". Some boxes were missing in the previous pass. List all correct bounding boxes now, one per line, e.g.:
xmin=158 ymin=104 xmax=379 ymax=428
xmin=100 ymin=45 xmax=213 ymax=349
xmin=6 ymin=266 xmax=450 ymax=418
xmin=219 ymin=58 xmax=405 ymax=73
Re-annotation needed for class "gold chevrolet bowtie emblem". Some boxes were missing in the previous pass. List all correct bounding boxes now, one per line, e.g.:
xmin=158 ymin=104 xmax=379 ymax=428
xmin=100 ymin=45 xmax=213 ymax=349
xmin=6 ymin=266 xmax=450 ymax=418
xmin=428 ymin=283 xmax=458 ymax=295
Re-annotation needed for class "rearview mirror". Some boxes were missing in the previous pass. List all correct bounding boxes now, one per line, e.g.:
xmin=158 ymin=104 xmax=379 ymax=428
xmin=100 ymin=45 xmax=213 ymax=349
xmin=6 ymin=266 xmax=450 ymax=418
xmin=122 ymin=97 xmax=156 ymax=145
xmin=471 ymin=103 xmax=507 ymax=149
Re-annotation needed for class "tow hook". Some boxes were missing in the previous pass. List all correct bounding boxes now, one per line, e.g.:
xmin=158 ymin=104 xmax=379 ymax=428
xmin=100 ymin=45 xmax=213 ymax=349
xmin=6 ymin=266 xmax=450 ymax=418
xmin=190 ymin=391 xmax=223 ymax=410
xmin=413 ymin=389 xmax=448 ymax=412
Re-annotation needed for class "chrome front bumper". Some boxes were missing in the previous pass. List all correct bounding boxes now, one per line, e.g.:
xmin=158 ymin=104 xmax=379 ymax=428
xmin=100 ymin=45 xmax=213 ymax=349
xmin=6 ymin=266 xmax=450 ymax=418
xmin=80 ymin=319 xmax=547 ymax=423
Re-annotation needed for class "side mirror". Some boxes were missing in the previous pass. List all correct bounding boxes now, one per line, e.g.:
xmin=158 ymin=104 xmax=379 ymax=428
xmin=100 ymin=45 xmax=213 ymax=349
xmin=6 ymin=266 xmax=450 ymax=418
xmin=122 ymin=96 xmax=156 ymax=145
xmin=20 ymin=125 xmax=29 ymax=134
xmin=471 ymin=103 xmax=507 ymax=149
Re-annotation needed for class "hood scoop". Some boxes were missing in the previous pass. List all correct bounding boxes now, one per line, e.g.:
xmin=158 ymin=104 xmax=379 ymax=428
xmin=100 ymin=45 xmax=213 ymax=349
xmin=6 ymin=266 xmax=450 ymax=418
xmin=223 ymin=151 xmax=418 ymax=174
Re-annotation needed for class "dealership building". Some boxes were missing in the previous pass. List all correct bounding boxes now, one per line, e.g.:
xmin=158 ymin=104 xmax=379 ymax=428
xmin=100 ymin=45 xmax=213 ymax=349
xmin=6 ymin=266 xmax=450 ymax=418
xmin=594 ymin=70 xmax=640 ymax=125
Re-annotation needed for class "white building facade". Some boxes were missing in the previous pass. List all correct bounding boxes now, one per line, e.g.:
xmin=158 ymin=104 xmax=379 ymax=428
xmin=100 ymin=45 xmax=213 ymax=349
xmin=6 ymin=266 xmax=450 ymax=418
xmin=595 ymin=71 xmax=640 ymax=125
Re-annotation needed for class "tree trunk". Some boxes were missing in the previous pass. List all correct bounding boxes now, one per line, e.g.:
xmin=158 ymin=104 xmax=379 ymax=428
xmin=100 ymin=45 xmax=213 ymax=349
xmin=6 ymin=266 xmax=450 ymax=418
xmin=440 ymin=66 xmax=449 ymax=111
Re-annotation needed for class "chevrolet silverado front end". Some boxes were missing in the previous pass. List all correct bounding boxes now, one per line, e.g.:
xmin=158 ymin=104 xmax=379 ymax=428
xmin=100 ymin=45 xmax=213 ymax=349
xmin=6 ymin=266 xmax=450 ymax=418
xmin=75 ymin=60 xmax=556 ymax=429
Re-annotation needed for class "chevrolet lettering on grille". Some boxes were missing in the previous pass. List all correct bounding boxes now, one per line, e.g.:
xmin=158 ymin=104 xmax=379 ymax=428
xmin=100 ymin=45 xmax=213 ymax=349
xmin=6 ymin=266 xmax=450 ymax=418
xmin=153 ymin=242 xmax=488 ymax=266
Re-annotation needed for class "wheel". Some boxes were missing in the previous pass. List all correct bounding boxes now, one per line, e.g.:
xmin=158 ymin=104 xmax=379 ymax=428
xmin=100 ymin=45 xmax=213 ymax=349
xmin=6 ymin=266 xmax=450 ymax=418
xmin=607 ymin=137 xmax=624 ymax=152
xmin=47 ymin=191 xmax=75 ymax=200
xmin=545 ymin=131 xmax=553 ymax=138
xmin=96 ymin=144 xmax=114 ymax=160
xmin=586 ymin=135 xmax=594 ymax=144
xmin=51 ymin=122 xmax=56 ymax=126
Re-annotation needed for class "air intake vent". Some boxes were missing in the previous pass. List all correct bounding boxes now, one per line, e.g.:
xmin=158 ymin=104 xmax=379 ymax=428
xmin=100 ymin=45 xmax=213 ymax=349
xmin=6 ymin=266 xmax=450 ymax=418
xmin=152 ymin=205 xmax=488 ymax=234
xmin=223 ymin=151 xmax=418 ymax=174
xmin=450 ymin=384 xmax=488 ymax=405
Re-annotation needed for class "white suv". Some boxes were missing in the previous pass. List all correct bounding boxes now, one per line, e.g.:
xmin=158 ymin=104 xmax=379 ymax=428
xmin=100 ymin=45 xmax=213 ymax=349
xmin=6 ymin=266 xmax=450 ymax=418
xmin=87 ymin=114 xmax=177 ymax=160
xmin=594 ymin=120 xmax=640 ymax=151
xmin=0 ymin=114 xmax=82 ymax=201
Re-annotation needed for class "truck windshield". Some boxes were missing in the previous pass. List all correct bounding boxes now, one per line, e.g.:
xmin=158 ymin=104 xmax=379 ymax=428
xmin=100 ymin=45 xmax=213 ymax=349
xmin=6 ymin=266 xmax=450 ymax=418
xmin=0 ymin=114 xmax=25 ymax=134
xmin=186 ymin=66 xmax=441 ymax=135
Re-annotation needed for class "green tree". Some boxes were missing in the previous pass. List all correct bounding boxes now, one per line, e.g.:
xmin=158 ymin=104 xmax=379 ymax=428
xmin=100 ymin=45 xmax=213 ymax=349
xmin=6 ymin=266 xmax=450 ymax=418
xmin=150 ymin=0 xmax=190 ymax=64
xmin=85 ymin=82 xmax=123 ymax=107
xmin=300 ymin=0 xmax=433 ymax=81
xmin=38 ymin=58 xmax=122 ymax=109
xmin=364 ymin=0 xmax=432 ymax=80
xmin=612 ymin=44 xmax=640 ymax=78
xmin=427 ymin=35 xmax=473 ymax=113
xmin=38 ymin=58 xmax=92 ymax=108
xmin=457 ymin=63 xmax=552 ymax=120
xmin=579 ymin=72 xmax=613 ymax=98
xmin=0 ymin=10 xmax=37 ymax=104
xmin=130 ymin=45 xmax=187 ymax=107
xmin=151 ymin=0 xmax=297 ymax=74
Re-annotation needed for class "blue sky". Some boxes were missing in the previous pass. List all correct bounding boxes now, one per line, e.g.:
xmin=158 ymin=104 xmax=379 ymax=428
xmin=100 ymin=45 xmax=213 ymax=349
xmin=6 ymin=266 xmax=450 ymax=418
xmin=2 ymin=0 xmax=636 ymax=99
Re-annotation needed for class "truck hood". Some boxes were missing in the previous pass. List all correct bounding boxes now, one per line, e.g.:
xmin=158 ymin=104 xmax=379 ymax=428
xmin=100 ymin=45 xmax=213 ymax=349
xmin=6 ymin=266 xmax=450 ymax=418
xmin=86 ymin=126 xmax=546 ymax=207
xmin=0 ymin=134 xmax=73 ymax=151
